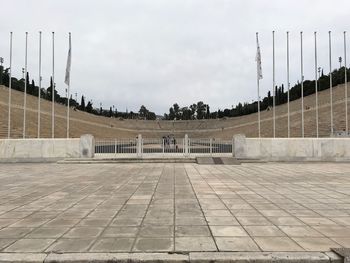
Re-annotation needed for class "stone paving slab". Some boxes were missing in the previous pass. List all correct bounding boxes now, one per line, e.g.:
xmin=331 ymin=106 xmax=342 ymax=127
xmin=0 ymin=162 xmax=350 ymax=254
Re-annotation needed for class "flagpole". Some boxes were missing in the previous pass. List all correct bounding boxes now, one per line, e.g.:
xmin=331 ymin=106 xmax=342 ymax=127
xmin=287 ymin=31 xmax=290 ymax=138
xmin=272 ymin=31 xmax=276 ymax=138
xmin=257 ymin=78 xmax=261 ymax=138
xmin=256 ymin=32 xmax=261 ymax=138
xmin=7 ymin=32 xmax=13 ymax=139
xmin=66 ymin=32 xmax=71 ymax=138
xmin=300 ymin=31 xmax=304 ymax=138
xmin=23 ymin=32 xmax=28 ymax=139
xmin=329 ymin=31 xmax=333 ymax=135
xmin=344 ymin=31 xmax=348 ymax=134
xmin=314 ymin=32 xmax=319 ymax=138
xmin=52 ymin=32 xmax=55 ymax=138
xmin=38 ymin=31 xmax=42 ymax=138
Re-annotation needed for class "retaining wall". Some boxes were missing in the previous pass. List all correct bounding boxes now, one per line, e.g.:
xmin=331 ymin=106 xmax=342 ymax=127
xmin=0 ymin=134 xmax=94 ymax=162
xmin=234 ymin=134 xmax=350 ymax=161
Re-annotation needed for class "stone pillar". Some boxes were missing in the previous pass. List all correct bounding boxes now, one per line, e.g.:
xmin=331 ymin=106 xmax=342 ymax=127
xmin=233 ymin=134 xmax=246 ymax=158
xmin=137 ymin=134 xmax=143 ymax=158
xmin=184 ymin=134 xmax=189 ymax=157
xmin=79 ymin=134 xmax=95 ymax=158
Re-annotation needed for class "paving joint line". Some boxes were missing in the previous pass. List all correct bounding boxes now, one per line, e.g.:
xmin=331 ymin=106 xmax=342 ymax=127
xmin=130 ymin=163 xmax=165 ymax=252
xmin=195 ymin=163 xmax=265 ymax=252
xmin=184 ymin=163 xmax=220 ymax=252
xmin=86 ymin=164 xmax=150 ymax=252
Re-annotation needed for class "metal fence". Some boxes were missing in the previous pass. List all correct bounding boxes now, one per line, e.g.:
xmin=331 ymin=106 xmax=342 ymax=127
xmin=189 ymin=138 xmax=232 ymax=155
xmin=95 ymin=139 xmax=137 ymax=157
xmin=142 ymin=138 xmax=185 ymax=156
xmin=95 ymin=135 xmax=233 ymax=158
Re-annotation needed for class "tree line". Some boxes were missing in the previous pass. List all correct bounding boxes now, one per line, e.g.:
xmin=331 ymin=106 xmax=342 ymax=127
xmin=164 ymin=67 xmax=350 ymax=120
xmin=164 ymin=101 xmax=211 ymax=120
xmin=0 ymin=65 xmax=156 ymax=120
xmin=0 ymin=64 xmax=349 ymax=121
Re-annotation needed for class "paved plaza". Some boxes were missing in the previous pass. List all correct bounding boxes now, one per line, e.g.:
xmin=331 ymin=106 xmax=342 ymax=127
xmin=0 ymin=162 xmax=350 ymax=254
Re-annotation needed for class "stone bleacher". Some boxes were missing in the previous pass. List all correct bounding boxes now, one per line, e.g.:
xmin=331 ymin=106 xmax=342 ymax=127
xmin=0 ymin=83 xmax=349 ymax=139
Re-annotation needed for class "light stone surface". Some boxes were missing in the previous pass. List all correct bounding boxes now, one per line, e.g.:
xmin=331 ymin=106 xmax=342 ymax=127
xmin=79 ymin=134 xmax=95 ymax=158
xmin=234 ymin=136 xmax=350 ymax=161
xmin=189 ymin=252 xmax=341 ymax=263
xmin=0 ymin=138 xmax=80 ymax=160
xmin=0 ymin=162 xmax=349 ymax=253
xmin=232 ymin=134 xmax=246 ymax=157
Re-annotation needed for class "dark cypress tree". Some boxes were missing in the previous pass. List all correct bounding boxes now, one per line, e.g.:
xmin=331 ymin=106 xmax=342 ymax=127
xmin=109 ymin=107 xmax=113 ymax=117
xmin=46 ymin=77 xmax=53 ymax=100
xmin=0 ymin=66 xmax=3 ymax=85
xmin=26 ymin=72 xmax=31 ymax=94
xmin=267 ymin=91 xmax=271 ymax=107
xmin=80 ymin=96 xmax=86 ymax=111
xmin=275 ymin=86 xmax=278 ymax=105
xmin=31 ymin=80 xmax=36 ymax=96
xmin=206 ymin=105 xmax=210 ymax=119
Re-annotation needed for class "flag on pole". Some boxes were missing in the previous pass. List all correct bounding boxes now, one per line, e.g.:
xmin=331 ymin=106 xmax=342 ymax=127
xmin=65 ymin=33 xmax=72 ymax=138
xmin=256 ymin=36 xmax=263 ymax=80
xmin=64 ymin=34 xmax=71 ymax=86
xmin=256 ymin=32 xmax=262 ymax=138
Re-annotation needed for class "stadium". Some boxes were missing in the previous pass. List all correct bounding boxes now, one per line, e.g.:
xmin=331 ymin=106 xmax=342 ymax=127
xmin=1 ymin=1 xmax=350 ymax=261
xmin=0 ymin=81 xmax=348 ymax=140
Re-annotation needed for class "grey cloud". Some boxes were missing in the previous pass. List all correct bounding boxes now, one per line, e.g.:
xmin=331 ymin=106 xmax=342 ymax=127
xmin=0 ymin=0 xmax=349 ymax=114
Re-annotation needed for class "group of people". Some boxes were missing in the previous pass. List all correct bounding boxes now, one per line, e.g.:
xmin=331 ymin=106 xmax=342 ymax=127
xmin=162 ymin=135 xmax=178 ymax=150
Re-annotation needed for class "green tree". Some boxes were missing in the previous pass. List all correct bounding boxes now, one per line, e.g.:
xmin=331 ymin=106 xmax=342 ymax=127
xmin=80 ymin=96 xmax=85 ymax=111
xmin=169 ymin=107 xmax=175 ymax=120
xmin=109 ymin=107 xmax=113 ymax=117
xmin=0 ymin=65 xmax=3 ymax=85
xmin=86 ymin=101 xmax=93 ymax=113
xmin=196 ymin=101 xmax=206 ymax=119
xmin=114 ymin=107 xmax=118 ymax=117
xmin=139 ymin=105 xmax=148 ymax=119
xmin=181 ymin=107 xmax=191 ymax=120
xmin=173 ymin=103 xmax=180 ymax=119
xmin=190 ymin=104 xmax=197 ymax=119
xmin=206 ymin=104 xmax=210 ymax=118
xmin=26 ymin=72 xmax=31 ymax=94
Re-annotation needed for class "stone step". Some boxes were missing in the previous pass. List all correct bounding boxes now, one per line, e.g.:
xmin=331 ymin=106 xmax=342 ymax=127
xmin=0 ymin=251 xmax=342 ymax=263
xmin=58 ymin=157 xmax=196 ymax=164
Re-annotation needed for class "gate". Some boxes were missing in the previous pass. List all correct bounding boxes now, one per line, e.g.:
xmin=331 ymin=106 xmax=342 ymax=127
xmin=95 ymin=135 xmax=233 ymax=158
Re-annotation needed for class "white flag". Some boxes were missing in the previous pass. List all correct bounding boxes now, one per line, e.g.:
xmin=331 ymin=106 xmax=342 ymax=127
xmin=256 ymin=35 xmax=263 ymax=80
xmin=64 ymin=34 xmax=71 ymax=86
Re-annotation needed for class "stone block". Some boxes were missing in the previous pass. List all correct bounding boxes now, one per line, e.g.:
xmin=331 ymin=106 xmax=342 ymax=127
xmin=233 ymin=134 xmax=246 ymax=158
xmin=79 ymin=134 xmax=95 ymax=158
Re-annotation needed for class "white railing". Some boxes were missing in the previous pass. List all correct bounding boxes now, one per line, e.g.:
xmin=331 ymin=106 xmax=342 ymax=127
xmin=95 ymin=139 xmax=137 ymax=157
xmin=189 ymin=138 xmax=232 ymax=156
xmin=95 ymin=135 xmax=233 ymax=158
xmin=142 ymin=138 xmax=185 ymax=157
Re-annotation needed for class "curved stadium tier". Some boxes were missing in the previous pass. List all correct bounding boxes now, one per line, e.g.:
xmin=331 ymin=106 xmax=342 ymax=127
xmin=0 ymin=83 xmax=349 ymax=139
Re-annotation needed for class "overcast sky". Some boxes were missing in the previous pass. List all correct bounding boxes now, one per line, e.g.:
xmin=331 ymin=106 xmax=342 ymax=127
xmin=0 ymin=0 xmax=349 ymax=115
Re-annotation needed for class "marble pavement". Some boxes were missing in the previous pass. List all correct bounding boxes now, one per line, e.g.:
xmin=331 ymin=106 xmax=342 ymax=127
xmin=0 ymin=162 xmax=349 ymax=253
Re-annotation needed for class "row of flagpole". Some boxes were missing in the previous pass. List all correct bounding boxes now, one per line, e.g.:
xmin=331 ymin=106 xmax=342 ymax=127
xmin=256 ymin=31 xmax=349 ymax=138
xmin=6 ymin=32 xmax=72 ymax=139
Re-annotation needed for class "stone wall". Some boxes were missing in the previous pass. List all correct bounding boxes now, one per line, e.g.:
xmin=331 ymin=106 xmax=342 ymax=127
xmin=234 ymin=135 xmax=350 ymax=161
xmin=0 ymin=134 xmax=94 ymax=162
